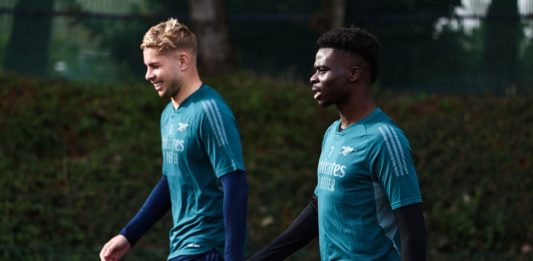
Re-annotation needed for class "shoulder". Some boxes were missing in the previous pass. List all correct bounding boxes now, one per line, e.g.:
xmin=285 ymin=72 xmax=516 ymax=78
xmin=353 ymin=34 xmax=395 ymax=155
xmin=195 ymin=99 xmax=235 ymax=124
xmin=187 ymin=89 xmax=237 ymax=135
xmin=193 ymin=86 xmax=233 ymax=115
xmin=363 ymin=109 xmax=410 ymax=148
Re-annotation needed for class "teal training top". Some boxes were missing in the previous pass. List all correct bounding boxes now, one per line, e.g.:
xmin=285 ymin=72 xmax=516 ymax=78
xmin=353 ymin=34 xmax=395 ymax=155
xmin=160 ymin=84 xmax=245 ymax=259
xmin=314 ymin=107 xmax=422 ymax=261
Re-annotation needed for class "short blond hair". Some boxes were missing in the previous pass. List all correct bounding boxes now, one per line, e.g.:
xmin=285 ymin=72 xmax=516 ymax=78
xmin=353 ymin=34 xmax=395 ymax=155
xmin=140 ymin=18 xmax=197 ymax=53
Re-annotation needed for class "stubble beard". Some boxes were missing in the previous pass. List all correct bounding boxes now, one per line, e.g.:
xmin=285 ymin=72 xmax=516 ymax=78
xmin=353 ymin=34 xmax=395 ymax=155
xmin=163 ymin=79 xmax=183 ymax=99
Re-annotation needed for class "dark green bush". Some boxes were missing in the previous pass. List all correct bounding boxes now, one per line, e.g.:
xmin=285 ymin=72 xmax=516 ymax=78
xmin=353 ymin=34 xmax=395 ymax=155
xmin=0 ymin=73 xmax=531 ymax=260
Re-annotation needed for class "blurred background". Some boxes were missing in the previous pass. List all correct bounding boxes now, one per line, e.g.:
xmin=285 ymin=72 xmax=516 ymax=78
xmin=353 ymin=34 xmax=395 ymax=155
xmin=1 ymin=0 xmax=532 ymax=93
xmin=0 ymin=0 xmax=532 ymax=260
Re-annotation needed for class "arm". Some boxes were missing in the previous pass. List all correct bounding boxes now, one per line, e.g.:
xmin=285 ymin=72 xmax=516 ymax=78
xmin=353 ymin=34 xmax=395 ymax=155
xmin=393 ymin=203 xmax=427 ymax=261
xmin=99 ymin=175 xmax=171 ymax=261
xmin=220 ymin=170 xmax=248 ymax=261
xmin=119 ymin=174 xmax=171 ymax=245
xmin=249 ymin=197 xmax=319 ymax=261
xmin=370 ymin=125 xmax=425 ymax=260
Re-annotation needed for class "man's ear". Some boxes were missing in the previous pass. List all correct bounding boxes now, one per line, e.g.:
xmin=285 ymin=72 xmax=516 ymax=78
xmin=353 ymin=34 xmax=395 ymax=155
xmin=349 ymin=66 xmax=362 ymax=82
xmin=177 ymin=52 xmax=190 ymax=71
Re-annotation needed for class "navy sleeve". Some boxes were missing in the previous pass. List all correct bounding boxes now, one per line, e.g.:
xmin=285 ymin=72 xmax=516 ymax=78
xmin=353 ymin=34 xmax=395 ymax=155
xmin=393 ymin=203 xmax=427 ymax=261
xmin=119 ymin=175 xmax=171 ymax=246
xmin=249 ymin=197 xmax=318 ymax=260
xmin=220 ymin=170 xmax=248 ymax=261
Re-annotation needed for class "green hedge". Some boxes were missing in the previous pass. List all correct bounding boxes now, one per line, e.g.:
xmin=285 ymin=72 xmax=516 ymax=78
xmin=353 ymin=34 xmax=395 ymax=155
xmin=0 ymin=73 xmax=531 ymax=260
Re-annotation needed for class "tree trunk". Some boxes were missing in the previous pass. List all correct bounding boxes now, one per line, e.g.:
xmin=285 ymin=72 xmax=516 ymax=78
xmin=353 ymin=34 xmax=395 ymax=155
xmin=3 ymin=0 xmax=55 ymax=77
xmin=187 ymin=0 xmax=234 ymax=76
xmin=482 ymin=0 xmax=522 ymax=91
xmin=331 ymin=0 xmax=346 ymax=28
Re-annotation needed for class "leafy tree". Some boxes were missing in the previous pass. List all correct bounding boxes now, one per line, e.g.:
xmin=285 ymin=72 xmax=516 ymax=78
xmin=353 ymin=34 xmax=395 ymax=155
xmin=188 ymin=0 xmax=235 ymax=76
xmin=226 ymin=0 xmax=321 ymax=79
xmin=77 ymin=0 xmax=236 ymax=78
xmin=3 ymin=0 xmax=55 ymax=77
xmin=428 ymin=24 xmax=484 ymax=93
xmin=345 ymin=0 xmax=463 ymax=91
xmin=519 ymin=38 xmax=533 ymax=94
xmin=310 ymin=0 xmax=347 ymax=31
xmin=481 ymin=0 xmax=522 ymax=93
xmin=331 ymin=0 xmax=347 ymax=28
xmin=71 ymin=1 xmax=186 ymax=79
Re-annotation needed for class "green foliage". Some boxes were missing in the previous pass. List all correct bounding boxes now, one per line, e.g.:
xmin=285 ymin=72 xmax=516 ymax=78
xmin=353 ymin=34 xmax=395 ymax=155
xmin=378 ymin=95 xmax=532 ymax=255
xmin=0 ymin=73 xmax=532 ymax=260
xmin=3 ymin=0 xmax=55 ymax=77
xmin=0 ymin=74 xmax=168 ymax=259
xmin=346 ymin=0 xmax=463 ymax=90
xmin=481 ymin=0 xmax=522 ymax=92
xmin=72 ymin=1 xmax=189 ymax=78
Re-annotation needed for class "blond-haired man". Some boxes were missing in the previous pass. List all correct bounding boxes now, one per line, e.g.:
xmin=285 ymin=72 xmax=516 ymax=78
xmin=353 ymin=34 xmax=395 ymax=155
xmin=99 ymin=18 xmax=248 ymax=261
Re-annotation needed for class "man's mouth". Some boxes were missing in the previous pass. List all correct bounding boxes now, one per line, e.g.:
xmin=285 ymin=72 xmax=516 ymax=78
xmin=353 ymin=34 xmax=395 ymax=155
xmin=312 ymin=87 xmax=321 ymax=100
xmin=153 ymin=82 xmax=163 ymax=90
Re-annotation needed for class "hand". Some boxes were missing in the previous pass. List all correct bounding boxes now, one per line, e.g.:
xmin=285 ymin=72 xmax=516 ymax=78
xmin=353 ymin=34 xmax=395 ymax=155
xmin=99 ymin=235 xmax=131 ymax=261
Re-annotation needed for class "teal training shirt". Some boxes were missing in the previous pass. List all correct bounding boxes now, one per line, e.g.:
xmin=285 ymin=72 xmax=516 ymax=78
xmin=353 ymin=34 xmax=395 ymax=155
xmin=315 ymin=107 xmax=422 ymax=261
xmin=160 ymin=84 xmax=245 ymax=259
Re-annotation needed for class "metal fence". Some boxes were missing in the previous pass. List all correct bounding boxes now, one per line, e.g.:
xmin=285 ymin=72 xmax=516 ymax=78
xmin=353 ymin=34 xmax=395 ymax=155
xmin=1 ymin=0 xmax=533 ymax=94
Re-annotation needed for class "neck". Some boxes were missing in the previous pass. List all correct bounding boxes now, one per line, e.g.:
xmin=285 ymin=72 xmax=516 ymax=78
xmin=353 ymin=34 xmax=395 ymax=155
xmin=171 ymin=73 xmax=202 ymax=108
xmin=337 ymin=87 xmax=376 ymax=130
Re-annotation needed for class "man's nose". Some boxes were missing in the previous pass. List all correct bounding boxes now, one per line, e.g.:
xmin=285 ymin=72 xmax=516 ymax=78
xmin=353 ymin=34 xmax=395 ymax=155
xmin=310 ymin=72 xmax=318 ymax=84
xmin=145 ymin=69 xmax=153 ymax=81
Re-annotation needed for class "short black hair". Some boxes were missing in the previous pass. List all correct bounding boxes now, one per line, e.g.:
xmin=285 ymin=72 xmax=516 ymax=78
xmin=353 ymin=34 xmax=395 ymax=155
xmin=317 ymin=27 xmax=381 ymax=83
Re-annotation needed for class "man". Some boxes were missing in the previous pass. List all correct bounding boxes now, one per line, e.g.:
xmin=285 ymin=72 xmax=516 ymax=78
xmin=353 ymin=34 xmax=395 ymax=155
xmin=99 ymin=18 xmax=248 ymax=261
xmin=250 ymin=27 xmax=426 ymax=260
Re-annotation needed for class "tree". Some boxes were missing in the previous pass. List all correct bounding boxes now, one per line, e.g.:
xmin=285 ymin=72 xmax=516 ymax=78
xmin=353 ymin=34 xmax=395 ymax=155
xmin=311 ymin=0 xmax=347 ymax=31
xmin=187 ymin=0 xmax=235 ymax=76
xmin=344 ymin=0 xmax=462 ymax=91
xmin=519 ymin=40 xmax=533 ymax=94
xmin=74 ymin=0 xmax=236 ymax=79
xmin=4 ymin=0 xmax=55 ymax=77
xmin=331 ymin=0 xmax=347 ymax=28
xmin=482 ymin=0 xmax=522 ymax=92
